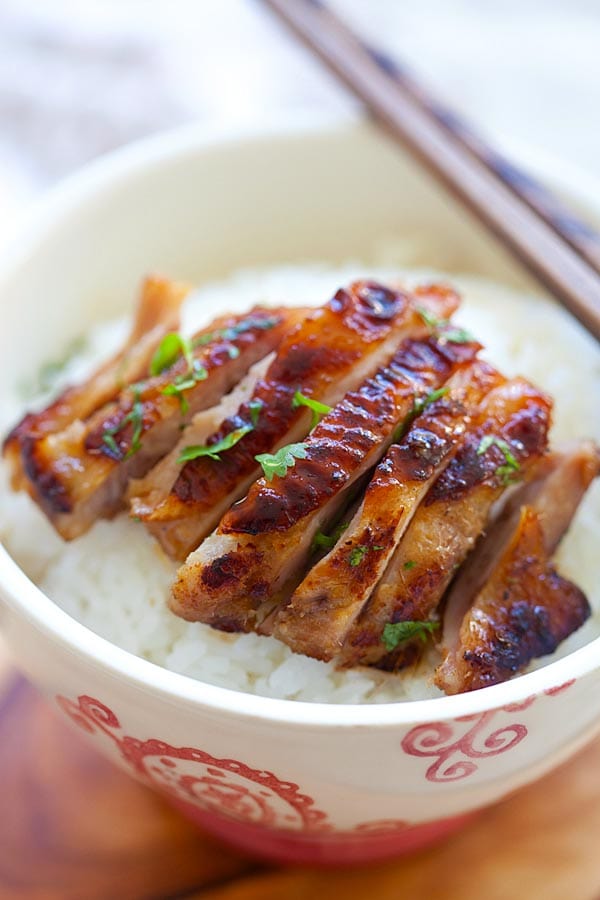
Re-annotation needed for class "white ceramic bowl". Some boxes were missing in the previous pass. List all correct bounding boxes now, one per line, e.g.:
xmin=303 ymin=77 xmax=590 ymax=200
xmin=1 ymin=114 xmax=599 ymax=865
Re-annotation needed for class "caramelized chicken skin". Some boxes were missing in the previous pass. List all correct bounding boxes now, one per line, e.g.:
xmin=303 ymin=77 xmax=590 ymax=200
xmin=5 ymin=273 xmax=597 ymax=697
xmin=9 ymin=305 xmax=298 ymax=540
xmin=170 ymin=331 xmax=481 ymax=631
xmin=341 ymin=377 xmax=552 ymax=668
xmin=137 ymin=281 xmax=460 ymax=560
xmin=272 ymin=359 xmax=503 ymax=660
xmin=436 ymin=442 xmax=600 ymax=693
xmin=4 ymin=275 xmax=188 ymax=491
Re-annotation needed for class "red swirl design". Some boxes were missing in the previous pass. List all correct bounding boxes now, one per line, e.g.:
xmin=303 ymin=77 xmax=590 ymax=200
xmin=401 ymin=710 xmax=528 ymax=782
xmin=57 ymin=694 xmax=328 ymax=832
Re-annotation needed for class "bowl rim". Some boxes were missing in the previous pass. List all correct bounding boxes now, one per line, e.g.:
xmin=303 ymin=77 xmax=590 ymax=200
xmin=1 ymin=111 xmax=599 ymax=729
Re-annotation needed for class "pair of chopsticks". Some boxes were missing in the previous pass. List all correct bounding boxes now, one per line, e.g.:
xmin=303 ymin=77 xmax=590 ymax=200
xmin=263 ymin=0 xmax=600 ymax=343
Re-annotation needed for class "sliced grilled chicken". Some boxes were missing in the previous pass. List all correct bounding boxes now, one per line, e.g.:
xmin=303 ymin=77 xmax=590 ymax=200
xmin=170 ymin=331 xmax=481 ymax=630
xmin=137 ymin=281 xmax=461 ymax=560
xmin=341 ymin=377 xmax=553 ymax=668
xmin=12 ymin=306 xmax=298 ymax=540
xmin=4 ymin=274 xmax=188 ymax=490
xmin=435 ymin=508 xmax=590 ymax=693
xmin=273 ymin=359 xmax=503 ymax=661
xmin=436 ymin=442 xmax=600 ymax=693
xmin=129 ymin=354 xmax=274 ymax=518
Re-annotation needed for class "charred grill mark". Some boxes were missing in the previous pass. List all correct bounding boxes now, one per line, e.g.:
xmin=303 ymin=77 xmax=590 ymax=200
xmin=222 ymin=336 xmax=474 ymax=535
xmin=427 ymin=397 xmax=551 ymax=505
xmin=199 ymin=551 xmax=257 ymax=591
xmin=84 ymin=310 xmax=286 ymax=460
xmin=435 ymin=460 xmax=597 ymax=696
xmin=392 ymin=429 xmax=451 ymax=481
xmin=20 ymin=436 xmax=73 ymax=515
xmin=457 ymin=563 xmax=589 ymax=691
xmin=339 ymin=379 xmax=553 ymax=669
xmin=167 ymin=283 xmax=428 ymax=512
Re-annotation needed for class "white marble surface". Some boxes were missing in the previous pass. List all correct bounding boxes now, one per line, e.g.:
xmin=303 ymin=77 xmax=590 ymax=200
xmin=1 ymin=0 xmax=599 ymax=223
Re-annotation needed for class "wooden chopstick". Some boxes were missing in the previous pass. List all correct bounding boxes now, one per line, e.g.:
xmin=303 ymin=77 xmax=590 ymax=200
xmin=263 ymin=0 xmax=600 ymax=343
xmin=360 ymin=44 xmax=600 ymax=275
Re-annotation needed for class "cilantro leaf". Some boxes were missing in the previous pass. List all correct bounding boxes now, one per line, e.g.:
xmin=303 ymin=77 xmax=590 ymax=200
xmin=392 ymin=385 xmax=449 ymax=441
xmin=178 ymin=424 xmax=254 ymax=463
xmin=248 ymin=399 xmax=263 ymax=426
xmin=349 ymin=545 xmax=369 ymax=567
xmin=255 ymin=442 xmax=308 ymax=481
xmin=150 ymin=332 xmax=193 ymax=376
xmin=443 ymin=326 xmax=475 ymax=344
xmin=348 ymin=544 xmax=384 ymax=567
xmin=291 ymin=390 xmax=332 ymax=429
xmin=382 ymin=620 xmax=439 ymax=651
xmin=102 ymin=433 xmax=120 ymax=456
xmin=416 ymin=305 xmax=442 ymax=331
xmin=476 ymin=435 xmax=521 ymax=484
xmin=312 ymin=522 xmax=349 ymax=552
xmin=403 ymin=560 xmax=417 ymax=570
xmin=416 ymin=306 xmax=475 ymax=344
xmin=101 ymin=384 xmax=145 ymax=460
xmin=161 ymin=360 xmax=208 ymax=413
xmin=413 ymin=385 xmax=449 ymax=417
xmin=193 ymin=315 xmax=280 ymax=348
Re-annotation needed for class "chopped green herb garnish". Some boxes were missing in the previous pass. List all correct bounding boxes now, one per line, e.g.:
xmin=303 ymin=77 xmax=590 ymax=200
xmin=255 ymin=442 xmax=308 ymax=481
xmin=248 ymin=399 xmax=263 ymax=426
xmin=19 ymin=335 xmax=88 ymax=399
xmin=161 ymin=360 xmax=208 ymax=413
xmin=476 ymin=435 xmax=520 ymax=484
xmin=193 ymin=315 xmax=280 ymax=348
xmin=312 ymin=522 xmax=349 ymax=552
xmin=348 ymin=544 xmax=384 ymax=567
xmin=291 ymin=390 xmax=332 ymax=429
xmin=382 ymin=620 xmax=439 ymax=651
xmin=178 ymin=424 xmax=254 ymax=463
xmin=150 ymin=332 xmax=193 ymax=376
xmin=495 ymin=464 xmax=521 ymax=486
xmin=416 ymin=305 xmax=442 ymax=331
xmin=102 ymin=432 xmax=120 ymax=456
xmin=416 ymin=305 xmax=475 ymax=344
xmin=101 ymin=384 xmax=145 ymax=460
xmin=443 ymin=326 xmax=475 ymax=344
xmin=392 ymin=386 xmax=450 ymax=441
xmin=349 ymin=545 xmax=368 ymax=567
xmin=403 ymin=560 xmax=417 ymax=570
xmin=413 ymin=385 xmax=449 ymax=416
xmin=477 ymin=434 xmax=519 ymax=466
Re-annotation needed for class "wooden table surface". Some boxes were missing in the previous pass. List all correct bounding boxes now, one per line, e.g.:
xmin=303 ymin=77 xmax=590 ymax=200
xmin=2 ymin=640 xmax=600 ymax=900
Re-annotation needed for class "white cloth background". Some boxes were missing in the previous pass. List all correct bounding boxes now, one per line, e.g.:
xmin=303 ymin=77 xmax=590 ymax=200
xmin=1 ymin=0 xmax=599 ymax=219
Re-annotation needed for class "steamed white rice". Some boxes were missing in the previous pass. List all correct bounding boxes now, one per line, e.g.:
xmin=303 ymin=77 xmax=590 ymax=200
xmin=1 ymin=258 xmax=599 ymax=703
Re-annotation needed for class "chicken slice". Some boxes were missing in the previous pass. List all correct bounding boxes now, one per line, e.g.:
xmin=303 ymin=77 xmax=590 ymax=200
xmin=129 ymin=354 xmax=274 ymax=516
xmin=170 ymin=330 xmax=481 ymax=631
xmin=4 ymin=274 xmax=188 ymax=489
xmin=136 ymin=281 xmax=461 ymax=560
xmin=272 ymin=359 xmax=503 ymax=661
xmin=12 ymin=306 xmax=299 ymax=540
xmin=435 ymin=442 xmax=600 ymax=693
xmin=341 ymin=376 xmax=552 ymax=668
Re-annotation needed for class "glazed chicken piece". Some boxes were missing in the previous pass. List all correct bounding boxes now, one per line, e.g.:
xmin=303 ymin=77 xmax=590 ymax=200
xmin=7 ymin=301 xmax=300 ymax=540
xmin=340 ymin=376 xmax=552 ymax=668
xmin=134 ymin=281 xmax=461 ymax=560
xmin=272 ymin=359 xmax=504 ymax=661
xmin=129 ymin=354 xmax=274 ymax=520
xmin=4 ymin=275 xmax=188 ymax=491
xmin=170 ymin=330 xmax=482 ymax=631
xmin=436 ymin=442 xmax=600 ymax=693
